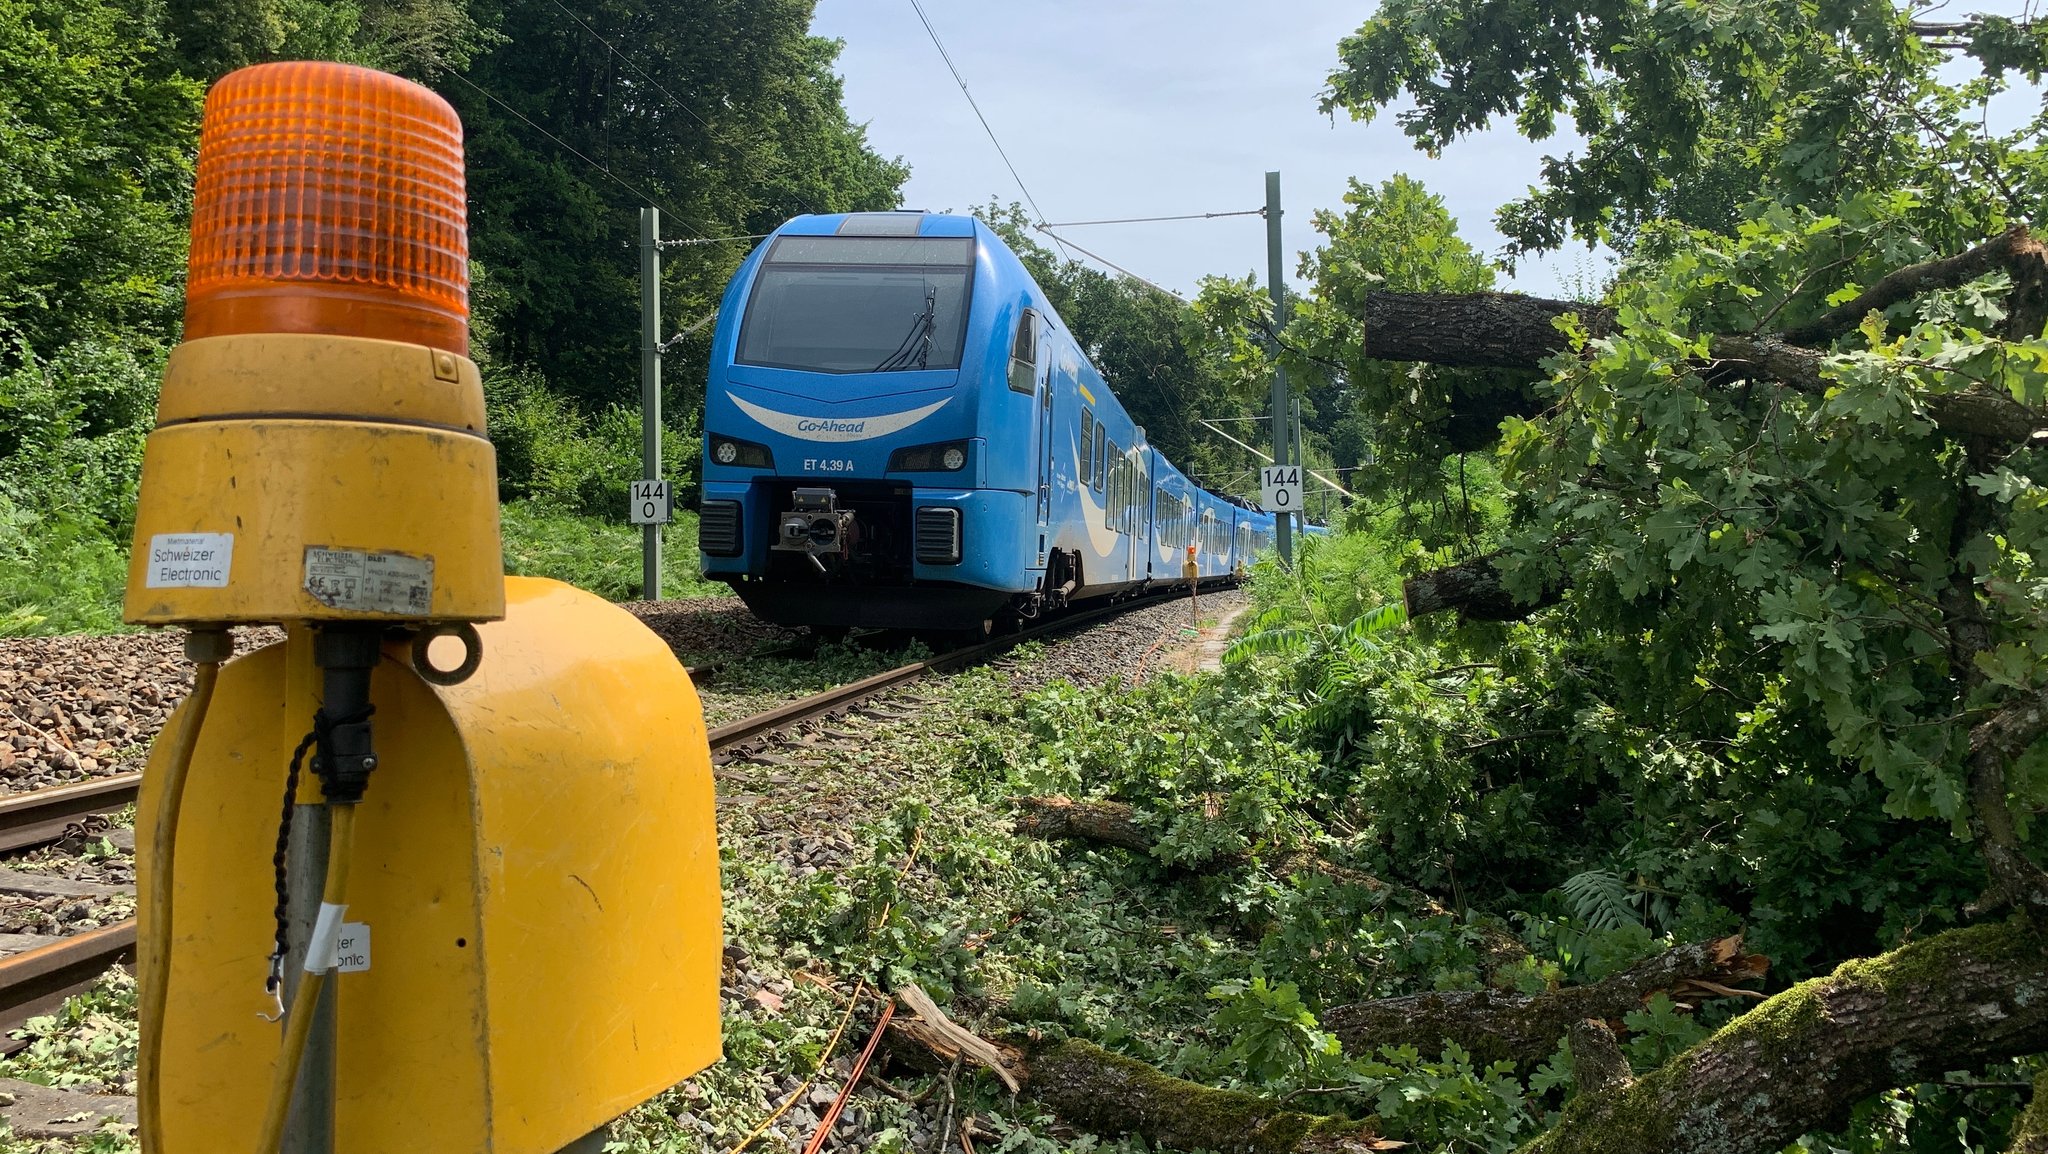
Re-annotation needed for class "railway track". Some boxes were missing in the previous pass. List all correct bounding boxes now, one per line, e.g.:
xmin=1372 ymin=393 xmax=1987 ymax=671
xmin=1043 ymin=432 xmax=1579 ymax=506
xmin=0 ymin=590 xmax=1186 ymax=1048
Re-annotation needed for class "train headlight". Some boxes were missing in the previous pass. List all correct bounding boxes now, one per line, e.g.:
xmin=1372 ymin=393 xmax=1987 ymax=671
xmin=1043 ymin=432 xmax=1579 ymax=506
xmin=708 ymin=435 xmax=772 ymax=469
xmin=888 ymin=440 xmax=969 ymax=472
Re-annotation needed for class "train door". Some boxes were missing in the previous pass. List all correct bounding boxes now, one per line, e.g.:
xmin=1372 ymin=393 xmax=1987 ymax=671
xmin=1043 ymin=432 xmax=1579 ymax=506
xmin=1033 ymin=326 xmax=1054 ymax=559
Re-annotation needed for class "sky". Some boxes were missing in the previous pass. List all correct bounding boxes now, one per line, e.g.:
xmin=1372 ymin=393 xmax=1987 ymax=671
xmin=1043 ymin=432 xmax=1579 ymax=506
xmin=808 ymin=0 xmax=1607 ymax=300
xmin=809 ymin=1 xmax=2044 ymax=303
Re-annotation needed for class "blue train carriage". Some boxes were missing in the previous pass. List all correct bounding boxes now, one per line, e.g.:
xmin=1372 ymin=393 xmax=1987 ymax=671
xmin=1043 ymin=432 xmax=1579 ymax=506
xmin=696 ymin=210 xmax=1280 ymax=632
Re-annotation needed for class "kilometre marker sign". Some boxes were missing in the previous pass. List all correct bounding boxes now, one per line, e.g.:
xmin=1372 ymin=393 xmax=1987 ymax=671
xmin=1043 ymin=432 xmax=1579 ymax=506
xmin=629 ymin=480 xmax=670 ymax=525
xmin=1261 ymin=465 xmax=1302 ymax=513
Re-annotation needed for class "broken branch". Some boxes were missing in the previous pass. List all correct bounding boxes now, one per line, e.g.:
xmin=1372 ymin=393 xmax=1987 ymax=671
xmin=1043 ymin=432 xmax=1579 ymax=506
xmin=1324 ymin=934 xmax=1767 ymax=1069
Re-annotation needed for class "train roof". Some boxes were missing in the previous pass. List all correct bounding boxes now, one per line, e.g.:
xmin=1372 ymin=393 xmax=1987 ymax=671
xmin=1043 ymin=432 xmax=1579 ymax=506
xmin=773 ymin=211 xmax=980 ymax=239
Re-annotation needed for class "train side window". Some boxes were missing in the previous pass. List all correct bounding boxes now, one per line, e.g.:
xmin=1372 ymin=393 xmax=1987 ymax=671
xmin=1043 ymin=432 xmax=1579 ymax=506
xmin=1007 ymin=308 xmax=1038 ymax=394
xmin=1080 ymin=409 xmax=1095 ymax=485
xmin=1105 ymin=442 xmax=1120 ymax=528
xmin=1093 ymin=430 xmax=1106 ymax=492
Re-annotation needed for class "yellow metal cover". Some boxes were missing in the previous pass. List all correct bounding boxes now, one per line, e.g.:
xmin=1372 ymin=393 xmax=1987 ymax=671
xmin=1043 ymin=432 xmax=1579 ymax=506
xmin=124 ymin=418 xmax=505 ymax=624
xmin=142 ymin=578 xmax=723 ymax=1151
xmin=124 ymin=331 xmax=502 ymax=626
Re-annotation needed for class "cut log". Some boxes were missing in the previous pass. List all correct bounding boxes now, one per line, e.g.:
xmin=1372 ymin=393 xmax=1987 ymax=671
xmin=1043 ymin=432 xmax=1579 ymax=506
xmin=1013 ymin=795 xmax=1528 ymax=969
xmin=1519 ymin=917 xmax=2048 ymax=1154
xmin=1324 ymin=934 xmax=1767 ymax=1069
xmin=885 ymin=1009 xmax=1396 ymax=1154
xmin=1028 ymin=1039 xmax=1396 ymax=1154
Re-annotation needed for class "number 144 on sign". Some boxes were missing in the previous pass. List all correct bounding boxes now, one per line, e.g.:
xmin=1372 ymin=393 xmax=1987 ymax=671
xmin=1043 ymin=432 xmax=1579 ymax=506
xmin=1261 ymin=466 xmax=1302 ymax=513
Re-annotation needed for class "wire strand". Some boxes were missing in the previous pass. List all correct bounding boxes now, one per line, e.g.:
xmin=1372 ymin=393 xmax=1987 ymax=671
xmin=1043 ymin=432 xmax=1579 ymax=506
xmin=542 ymin=0 xmax=717 ymax=132
xmin=446 ymin=72 xmax=680 ymax=221
xmin=1032 ymin=225 xmax=1186 ymax=302
xmin=905 ymin=0 xmax=1068 ymax=260
xmin=1038 ymin=209 xmax=1265 ymax=227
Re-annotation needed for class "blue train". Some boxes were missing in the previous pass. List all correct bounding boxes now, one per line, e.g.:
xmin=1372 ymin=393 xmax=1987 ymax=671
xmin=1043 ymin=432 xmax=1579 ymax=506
xmin=697 ymin=211 xmax=1283 ymax=632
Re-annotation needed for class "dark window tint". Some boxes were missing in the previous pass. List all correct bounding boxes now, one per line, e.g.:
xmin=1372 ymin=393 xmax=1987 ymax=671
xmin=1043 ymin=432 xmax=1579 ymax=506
xmin=1080 ymin=409 xmax=1095 ymax=485
xmin=1008 ymin=308 xmax=1038 ymax=393
xmin=737 ymin=236 xmax=974 ymax=374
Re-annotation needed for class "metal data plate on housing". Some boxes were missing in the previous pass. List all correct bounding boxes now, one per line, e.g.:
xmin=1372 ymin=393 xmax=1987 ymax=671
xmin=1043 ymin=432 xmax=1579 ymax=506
xmin=1261 ymin=465 xmax=1303 ymax=514
xmin=629 ymin=480 xmax=670 ymax=524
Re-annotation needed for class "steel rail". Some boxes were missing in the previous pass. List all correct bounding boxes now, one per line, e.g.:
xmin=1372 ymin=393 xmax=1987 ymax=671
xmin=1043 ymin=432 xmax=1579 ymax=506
xmin=705 ymin=591 xmax=1178 ymax=756
xmin=0 ymin=773 xmax=142 ymax=854
xmin=0 ymin=920 xmax=137 ymax=1053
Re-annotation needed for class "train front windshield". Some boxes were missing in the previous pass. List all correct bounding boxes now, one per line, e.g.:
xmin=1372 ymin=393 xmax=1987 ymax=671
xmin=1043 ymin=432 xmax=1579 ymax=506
xmin=737 ymin=235 xmax=975 ymax=374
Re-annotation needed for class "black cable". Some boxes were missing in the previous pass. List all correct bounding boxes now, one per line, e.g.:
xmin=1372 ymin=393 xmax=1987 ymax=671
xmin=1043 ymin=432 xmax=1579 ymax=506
xmin=444 ymin=72 xmax=687 ymax=226
xmin=542 ymin=0 xmax=716 ymax=132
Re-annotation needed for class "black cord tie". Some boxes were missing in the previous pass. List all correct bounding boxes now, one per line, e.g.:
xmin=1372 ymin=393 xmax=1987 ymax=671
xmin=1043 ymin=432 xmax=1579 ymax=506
xmin=263 ymin=703 xmax=375 ymax=1013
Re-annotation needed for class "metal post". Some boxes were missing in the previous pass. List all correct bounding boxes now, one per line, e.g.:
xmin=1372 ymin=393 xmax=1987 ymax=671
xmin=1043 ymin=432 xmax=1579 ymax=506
xmin=1265 ymin=172 xmax=1292 ymax=566
xmin=281 ymin=803 xmax=334 ymax=1154
xmin=640 ymin=207 xmax=663 ymax=601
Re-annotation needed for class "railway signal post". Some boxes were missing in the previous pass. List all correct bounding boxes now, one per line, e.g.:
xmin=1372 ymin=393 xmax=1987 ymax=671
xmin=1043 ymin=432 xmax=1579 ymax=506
xmin=125 ymin=63 xmax=721 ymax=1154
xmin=1265 ymin=170 xmax=1294 ymax=567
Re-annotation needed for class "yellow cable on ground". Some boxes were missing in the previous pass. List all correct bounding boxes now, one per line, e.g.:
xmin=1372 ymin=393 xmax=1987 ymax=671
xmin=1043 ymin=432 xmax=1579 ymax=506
xmin=727 ymin=979 xmax=867 ymax=1154
xmin=140 ymin=632 xmax=226 ymax=1154
xmin=254 ymin=801 xmax=358 ymax=1154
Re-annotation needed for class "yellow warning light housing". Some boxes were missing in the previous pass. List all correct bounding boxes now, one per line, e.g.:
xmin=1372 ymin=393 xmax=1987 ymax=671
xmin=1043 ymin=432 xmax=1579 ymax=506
xmin=124 ymin=61 xmax=502 ymax=626
xmin=143 ymin=580 xmax=724 ymax=1151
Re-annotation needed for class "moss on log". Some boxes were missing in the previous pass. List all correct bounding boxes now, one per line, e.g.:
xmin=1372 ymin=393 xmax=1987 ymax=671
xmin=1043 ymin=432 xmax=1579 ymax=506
xmin=2011 ymin=1067 xmax=2048 ymax=1154
xmin=1026 ymin=1040 xmax=1394 ymax=1154
xmin=1519 ymin=917 xmax=2048 ymax=1154
xmin=1325 ymin=934 xmax=1766 ymax=1069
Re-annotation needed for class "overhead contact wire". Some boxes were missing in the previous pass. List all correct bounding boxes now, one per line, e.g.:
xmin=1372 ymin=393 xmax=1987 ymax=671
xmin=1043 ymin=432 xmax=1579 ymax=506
xmin=1031 ymin=225 xmax=1187 ymax=303
xmin=1038 ymin=209 xmax=1265 ymax=227
xmin=543 ymin=0 xmax=716 ymax=131
xmin=905 ymin=0 xmax=1070 ymax=260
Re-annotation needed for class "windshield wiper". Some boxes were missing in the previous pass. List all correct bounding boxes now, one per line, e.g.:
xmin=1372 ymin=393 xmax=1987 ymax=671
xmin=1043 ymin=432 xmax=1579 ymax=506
xmin=873 ymin=287 xmax=938 ymax=372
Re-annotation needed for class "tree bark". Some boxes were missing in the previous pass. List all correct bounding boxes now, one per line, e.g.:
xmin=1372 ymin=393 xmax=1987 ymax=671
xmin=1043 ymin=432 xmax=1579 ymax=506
xmin=1401 ymin=550 xmax=1567 ymax=622
xmin=1028 ymin=1040 xmax=1396 ymax=1154
xmin=885 ymin=1020 xmax=1396 ymax=1154
xmin=1966 ymin=687 xmax=2048 ymax=915
xmin=1358 ymin=233 xmax=2048 ymax=448
xmin=1324 ymin=935 xmax=1767 ymax=1069
xmin=2010 ymin=1067 xmax=2048 ymax=1154
xmin=1779 ymin=226 xmax=2042 ymax=345
xmin=1519 ymin=917 xmax=2048 ymax=1154
xmin=1360 ymin=291 xmax=1610 ymax=369
xmin=1013 ymin=795 xmax=1528 ymax=969
xmin=1565 ymin=1020 xmax=1633 ymax=1095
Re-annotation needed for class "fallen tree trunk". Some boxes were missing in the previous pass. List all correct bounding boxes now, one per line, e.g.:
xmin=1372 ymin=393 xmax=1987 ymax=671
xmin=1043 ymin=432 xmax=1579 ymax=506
xmin=885 ymin=1007 xmax=1395 ymax=1154
xmin=1520 ymin=917 xmax=2048 ymax=1154
xmin=1357 ymin=227 xmax=2048 ymax=449
xmin=1324 ymin=934 xmax=1767 ymax=1069
xmin=1013 ymin=794 xmax=1527 ymax=968
xmin=1401 ymin=550 xmax=1566 ymax=622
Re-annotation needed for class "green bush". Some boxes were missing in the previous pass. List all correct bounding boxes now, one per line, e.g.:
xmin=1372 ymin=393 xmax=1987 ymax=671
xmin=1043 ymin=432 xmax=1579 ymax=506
xmin=499 ymin=498 xmax=723 ymax=601
xmin=484 ymin=369 xmax=695 ymax=517
xmin=0 ymin=341 xmax=160 ymax=635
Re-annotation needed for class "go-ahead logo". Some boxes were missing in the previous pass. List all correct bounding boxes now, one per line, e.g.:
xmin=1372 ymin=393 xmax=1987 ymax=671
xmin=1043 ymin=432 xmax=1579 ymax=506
xmin=728 ymin=393 xmax=950 ymax=442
